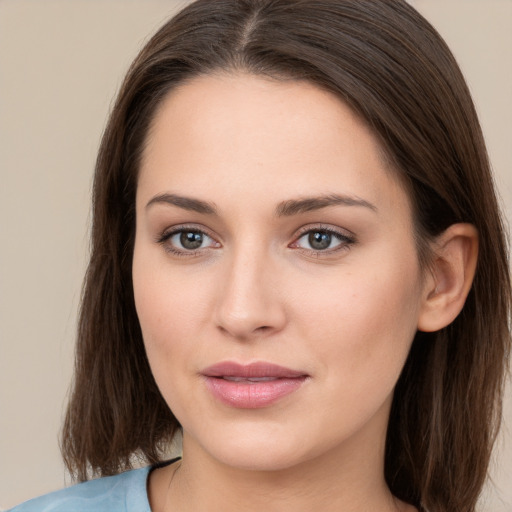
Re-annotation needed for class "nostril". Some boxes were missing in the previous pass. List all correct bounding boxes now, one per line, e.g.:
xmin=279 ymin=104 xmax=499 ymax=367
xmin=216 ymin=322 xmax=276 ymax=340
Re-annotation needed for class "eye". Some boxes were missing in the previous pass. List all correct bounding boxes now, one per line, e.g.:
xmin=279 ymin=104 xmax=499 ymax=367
xmin=172 ymin=230 xmax=210 ymax=250
xmin=291 ymin=227 xmax=355 ymax=254
xmin=157 ymin=227 xmax=220 ymax=255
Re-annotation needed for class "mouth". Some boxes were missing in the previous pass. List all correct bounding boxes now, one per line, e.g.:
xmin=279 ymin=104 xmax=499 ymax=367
xmin=201 ymin=361 xmax=309 ymax=408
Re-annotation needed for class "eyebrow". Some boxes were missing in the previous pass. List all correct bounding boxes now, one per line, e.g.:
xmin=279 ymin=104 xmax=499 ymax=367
xmin=146 ymin=192 xmax=377 ymax=216
xmin=146 ymin=193 xmax=217 ymax=214
xmin=275 ymin=194 xmax=377 ymax=216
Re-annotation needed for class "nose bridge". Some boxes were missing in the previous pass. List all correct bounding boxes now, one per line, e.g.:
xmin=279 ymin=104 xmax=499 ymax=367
xmin=215 ymin=240 xmax=285 ymax=339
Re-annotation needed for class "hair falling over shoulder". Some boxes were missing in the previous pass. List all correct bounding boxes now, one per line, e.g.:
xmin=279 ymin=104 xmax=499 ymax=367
xmin=60 ymin=1 xmax=511 ymax=511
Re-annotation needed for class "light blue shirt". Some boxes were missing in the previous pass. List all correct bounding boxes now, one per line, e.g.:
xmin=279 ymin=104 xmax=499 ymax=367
xmin=7 ymin=466 xmax=152 ymax=512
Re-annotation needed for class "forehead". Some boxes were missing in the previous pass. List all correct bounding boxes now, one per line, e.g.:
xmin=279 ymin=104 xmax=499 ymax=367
xmin=138 ymin=72 xmax=411 ymax=220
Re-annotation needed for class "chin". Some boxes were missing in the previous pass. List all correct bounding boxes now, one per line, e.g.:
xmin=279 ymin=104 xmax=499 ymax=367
xmin=184 ymin=419 xmax=331 ymax=473
xmin=211 ymin=445 xmax=309 ymax=473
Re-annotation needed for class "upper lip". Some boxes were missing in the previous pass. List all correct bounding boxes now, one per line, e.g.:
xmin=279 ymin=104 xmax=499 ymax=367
xmin=201 ymin=361 xmax=307 ymax=379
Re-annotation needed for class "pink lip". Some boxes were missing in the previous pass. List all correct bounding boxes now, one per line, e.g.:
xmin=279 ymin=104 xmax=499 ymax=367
xmin=201 ymin=361 xmax=308 ymax=409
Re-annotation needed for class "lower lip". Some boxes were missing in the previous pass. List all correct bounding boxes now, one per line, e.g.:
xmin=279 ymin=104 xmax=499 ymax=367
xmin=204 ymin=376 xmax=307 ymax=408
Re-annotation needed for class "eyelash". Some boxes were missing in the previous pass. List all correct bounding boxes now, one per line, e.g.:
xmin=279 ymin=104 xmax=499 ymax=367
xmin=156 ymin=224 xmax=356 ymax=258
xmin=291 ymin=225 xmax=356 ymax=256
xmin=156 ymin=224 xmax=219 ymax=258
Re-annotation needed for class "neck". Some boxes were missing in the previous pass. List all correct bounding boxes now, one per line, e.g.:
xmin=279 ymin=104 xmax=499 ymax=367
xmin=172 ymin=444 xmax=397 ymax=512
xmin=151 ymin=408 xmax=414 ymax=512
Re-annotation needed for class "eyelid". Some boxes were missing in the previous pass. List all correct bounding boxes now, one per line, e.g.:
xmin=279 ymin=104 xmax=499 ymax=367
xmin=289 ymin=224 xmax=357 ymax=254
xmin=155 ymin=222 xmax=355 ymax=258
xmin=156 ymin=223 xmax=216 ymax=241
xmin=156 ymin=223 xmax=221 ymax=255
xmin=293 ymin=223 xmax=356 ymax=240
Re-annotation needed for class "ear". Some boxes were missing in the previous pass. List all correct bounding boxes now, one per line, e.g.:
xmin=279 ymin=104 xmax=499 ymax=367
xmin=417 ymin=223 xmax=479 ymax=333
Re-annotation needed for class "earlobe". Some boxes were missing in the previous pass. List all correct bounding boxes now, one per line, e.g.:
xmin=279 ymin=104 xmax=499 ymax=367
xmin=417 ymin=223 xmax=479 ymax=333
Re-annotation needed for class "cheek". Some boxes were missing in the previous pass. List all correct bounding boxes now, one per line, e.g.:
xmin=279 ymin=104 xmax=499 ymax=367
xmin=132 ymin=243 xmax=201 ymax=371
xmin=134 ymin=280 xmax=204 ymax=363
xmin=133 ymin=232 xmax=208 ymax=329
xmin=292 ymin=252 xmax=422 ymax=382
xmin=132 ymin=258 xmax=207 ymax=422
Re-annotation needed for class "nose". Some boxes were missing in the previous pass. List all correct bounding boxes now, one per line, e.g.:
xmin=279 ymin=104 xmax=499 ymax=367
xmin=214 ymin=246 xmax=287 ymax=340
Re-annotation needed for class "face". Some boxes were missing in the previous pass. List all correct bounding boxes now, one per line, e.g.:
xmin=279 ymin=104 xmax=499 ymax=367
xmin=133 ymin=73 xmax=427 ymax=472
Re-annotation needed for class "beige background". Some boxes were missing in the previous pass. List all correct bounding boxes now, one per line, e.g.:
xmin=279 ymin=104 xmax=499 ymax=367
xmin=0 ymin=0 xmax=511 ymax=510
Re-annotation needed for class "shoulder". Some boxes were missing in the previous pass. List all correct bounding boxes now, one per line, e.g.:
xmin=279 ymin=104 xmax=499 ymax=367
xmin=7 ymin=466 xmax=152 ymax=512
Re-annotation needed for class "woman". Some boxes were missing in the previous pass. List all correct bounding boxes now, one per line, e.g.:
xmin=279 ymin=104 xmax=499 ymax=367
xmin=9 ymin=0 xmax=510 ymax=511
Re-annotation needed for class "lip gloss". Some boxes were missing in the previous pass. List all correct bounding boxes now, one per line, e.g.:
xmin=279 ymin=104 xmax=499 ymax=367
xmin=201 ymin=361 xmax=308 ymax=408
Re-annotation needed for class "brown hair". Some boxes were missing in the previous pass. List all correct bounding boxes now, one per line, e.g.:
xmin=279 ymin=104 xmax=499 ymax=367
xmin=61 ymin=1 xmax=511 ymax=510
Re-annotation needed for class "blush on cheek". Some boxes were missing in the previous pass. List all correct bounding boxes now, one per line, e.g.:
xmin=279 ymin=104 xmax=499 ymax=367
xmin=308 ymin=271 xmax=418 ymax=374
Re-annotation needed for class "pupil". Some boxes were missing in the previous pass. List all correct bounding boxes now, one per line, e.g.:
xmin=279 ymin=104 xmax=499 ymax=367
xmin=309 ymin=231 xmax=331 ymax=250
xmin=180 ymin=231 xmax=203 ymax=250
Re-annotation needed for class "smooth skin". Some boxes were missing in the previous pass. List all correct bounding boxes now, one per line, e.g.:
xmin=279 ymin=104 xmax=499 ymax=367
xmin=132 ymin=73 xmax=478 ymax=512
